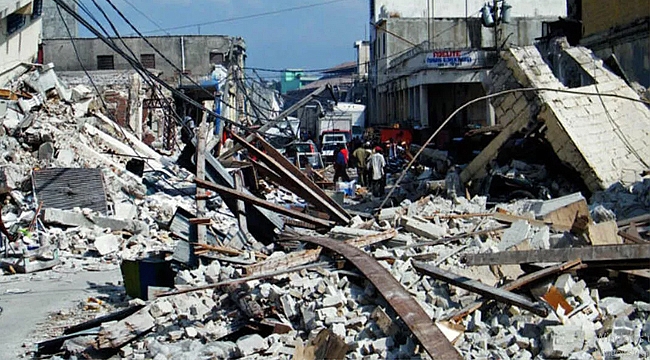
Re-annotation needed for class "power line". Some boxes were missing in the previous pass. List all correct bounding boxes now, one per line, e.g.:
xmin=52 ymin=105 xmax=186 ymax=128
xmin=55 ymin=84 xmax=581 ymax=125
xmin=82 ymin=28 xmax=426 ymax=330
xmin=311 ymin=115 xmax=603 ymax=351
xmin=135 ymin=0 xmax=346 ymax=35
xmin=56 ymin=3 xmax=194 ymax=197
xmin=120 ymin=0 xmax=170 ymax=35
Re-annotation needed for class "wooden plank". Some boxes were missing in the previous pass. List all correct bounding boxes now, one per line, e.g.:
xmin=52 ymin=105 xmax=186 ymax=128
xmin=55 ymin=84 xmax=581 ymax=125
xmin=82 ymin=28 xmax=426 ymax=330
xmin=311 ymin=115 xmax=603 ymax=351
xmin=158 ymin=262 xmax=330 ymax=297
xmin=96 ymin=305 xmax=155 ymax=349
xmin=463 ymin=244 xmax=650 ymax=266
xmin=245 ymin=248 xmax=322 ymax=275
xmin=344 ymin=228 xmax=398 ymax=248
xmin=189 ymin=218 xmax=212 ymax=225
xmin=587 ymin=221 xmax=622 ymax=245
xmin=541 ymin=198 xmax=590 ymax=232
xmin=444 ymin=259 xmax=582 ymax=322
xmin=413 ymin=261 xmax=548 ymax=317
xmin=492 ymin=211 xmax=551 ymax=228
xmin=617 ymin=213 xmax=650 ymax=228
xmin=542 ymin=286 xmax=573 ymax=314
xmin=294 ymin=329 xmax=348 ymax=360
xmin=394 ymin=226 xmax=507 ymax=250
xmin=195 ymin=178 xmax=334 ymax=228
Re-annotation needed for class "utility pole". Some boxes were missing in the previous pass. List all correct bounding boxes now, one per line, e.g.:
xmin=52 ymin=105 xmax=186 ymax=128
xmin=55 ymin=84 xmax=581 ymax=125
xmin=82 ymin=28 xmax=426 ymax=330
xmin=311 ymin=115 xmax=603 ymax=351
xmin=196 ymin=109 xmax=208 ymax=244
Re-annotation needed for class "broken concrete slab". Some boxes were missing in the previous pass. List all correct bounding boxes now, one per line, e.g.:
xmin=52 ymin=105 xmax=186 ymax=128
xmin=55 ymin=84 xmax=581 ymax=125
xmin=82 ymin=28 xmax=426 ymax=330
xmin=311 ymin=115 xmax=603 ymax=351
xmin=462 ymin=45 xmax=650 ymax=193
xmin=94 ymin=234 xmax=120 ymax=256
xmin=43 ymin=208 xmax=149 ymax=235
xmin=401 ymin=217 xmax=447 ymax=240
xmin=498 ymin=220 xmax=531 ymax=251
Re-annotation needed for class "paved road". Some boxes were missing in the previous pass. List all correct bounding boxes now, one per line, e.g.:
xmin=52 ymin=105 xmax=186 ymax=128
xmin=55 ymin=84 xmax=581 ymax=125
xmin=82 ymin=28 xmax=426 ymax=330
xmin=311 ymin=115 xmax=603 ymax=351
xmin=0 ymin=268 xmax=122 ymax=360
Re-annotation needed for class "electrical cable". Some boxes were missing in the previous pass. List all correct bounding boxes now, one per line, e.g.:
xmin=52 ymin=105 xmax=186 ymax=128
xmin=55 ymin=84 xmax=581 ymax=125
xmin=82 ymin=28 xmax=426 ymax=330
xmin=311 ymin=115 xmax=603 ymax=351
xmin=120 ymin=0 xmax=171 ymax=35
xmin=86 ymin=0 xmax=186 ymax=152
xmin=54 ymin=0 xmax=277 ymax=138
xmin=134 ymin=0 xmax=346 ymax=35
xmin=103 ymin=0 xmax=270 ymax=123
xmin=57 ymin=3 xmax=195 ymax=198
xmin=377 ymin=86 xmax=650 ymax=210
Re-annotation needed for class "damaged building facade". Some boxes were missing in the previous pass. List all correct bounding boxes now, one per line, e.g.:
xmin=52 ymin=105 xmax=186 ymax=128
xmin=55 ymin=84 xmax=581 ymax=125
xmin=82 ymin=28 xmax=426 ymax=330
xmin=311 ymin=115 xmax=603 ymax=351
xmin=42 ymin=35 xmax=246 ymax=84
xmin=368 ymin=0 xmax=567 ymax=144
xmin=2 ymin=2 xmax=650 ymax=360
xmin=578 ymin=0 xmax=650 ymax=88
xmin=0 ymin=0 xmax=43 ymax=84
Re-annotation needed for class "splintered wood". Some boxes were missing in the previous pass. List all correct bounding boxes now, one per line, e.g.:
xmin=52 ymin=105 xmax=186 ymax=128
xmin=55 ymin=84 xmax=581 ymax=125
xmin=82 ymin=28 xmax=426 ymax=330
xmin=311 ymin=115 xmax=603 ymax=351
xmin=245 ymin=248 xmax=322 ymax=275
xmin=96 ymin=306 xmax=155 ymax=349
xmin=345 ymin=228 xmax=398 ymax=248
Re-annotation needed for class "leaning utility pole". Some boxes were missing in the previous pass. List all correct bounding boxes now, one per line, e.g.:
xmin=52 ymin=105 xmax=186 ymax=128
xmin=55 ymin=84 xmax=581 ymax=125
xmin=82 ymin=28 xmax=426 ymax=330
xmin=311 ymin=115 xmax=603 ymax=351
xmin=196 ymin=109 xmax=208 ymax=244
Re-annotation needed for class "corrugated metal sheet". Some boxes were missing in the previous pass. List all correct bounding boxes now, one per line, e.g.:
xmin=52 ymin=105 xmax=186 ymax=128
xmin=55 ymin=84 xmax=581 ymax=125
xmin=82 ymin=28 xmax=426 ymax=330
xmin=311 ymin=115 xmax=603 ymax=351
xmin=32 ymin=168 xmax=108 ymax=214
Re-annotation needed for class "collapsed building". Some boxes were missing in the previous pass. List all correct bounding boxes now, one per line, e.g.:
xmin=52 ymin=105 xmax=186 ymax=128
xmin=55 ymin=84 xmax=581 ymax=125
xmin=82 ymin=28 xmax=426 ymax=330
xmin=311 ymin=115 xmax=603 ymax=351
xmin=0 ymin=23 xmax=650 ymax=360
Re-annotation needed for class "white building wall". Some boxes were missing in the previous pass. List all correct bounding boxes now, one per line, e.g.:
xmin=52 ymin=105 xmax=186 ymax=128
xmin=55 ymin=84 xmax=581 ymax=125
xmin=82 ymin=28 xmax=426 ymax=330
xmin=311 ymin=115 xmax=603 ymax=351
xmin=0 ymin=0 xmax=42 ymax=84
xmin=371 ymin=0 xmax=567 ymax=22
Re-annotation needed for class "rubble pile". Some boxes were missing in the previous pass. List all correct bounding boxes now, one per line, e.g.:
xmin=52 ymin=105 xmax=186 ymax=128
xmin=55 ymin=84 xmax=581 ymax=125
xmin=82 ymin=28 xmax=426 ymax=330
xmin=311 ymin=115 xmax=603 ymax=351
xmin=0 ymin=52 xmax=648 ymax=360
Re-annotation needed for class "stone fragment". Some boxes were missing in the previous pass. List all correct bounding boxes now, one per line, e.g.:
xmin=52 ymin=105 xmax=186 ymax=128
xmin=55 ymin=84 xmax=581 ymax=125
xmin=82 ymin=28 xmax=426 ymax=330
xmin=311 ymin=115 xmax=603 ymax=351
xmin=541 ymin=325 xmax=585 ymax=358
xmin=280 ymin=294 xmax=297 ymax=319
xmin=185 ymin=327 xmax=198 ymax=338
xmin=204 ymin=261 xmax=221 ymax=284
xmin=149 ymin=300 xmax=174 ymax=318
xmin=498 ymin=220 xmax=531 ymax=251
xmin=236 ymin=334 xmax=268 ymax=356
xmin=555 ymin=273 xmax=576 ymax=297
xmin=530 ymin=226 xmax=550 ymax=249
xmin=402 ymin=217 xmax=447 ymax=239
xmin=599 ymin=297 xmax=633 ymax=317
xmin=94 ymin=234 xmax=120 ymax=255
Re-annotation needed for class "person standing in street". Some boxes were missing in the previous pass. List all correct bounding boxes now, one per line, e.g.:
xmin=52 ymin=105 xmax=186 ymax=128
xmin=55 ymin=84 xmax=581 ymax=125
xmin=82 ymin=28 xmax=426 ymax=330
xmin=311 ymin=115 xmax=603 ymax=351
xmin=333 ymin=144 xmax=350 ymax=182
xmin=352 ymin=142 xmax=371 ymax=187
xmin=367 ymin=146 xmax=386 ymax=197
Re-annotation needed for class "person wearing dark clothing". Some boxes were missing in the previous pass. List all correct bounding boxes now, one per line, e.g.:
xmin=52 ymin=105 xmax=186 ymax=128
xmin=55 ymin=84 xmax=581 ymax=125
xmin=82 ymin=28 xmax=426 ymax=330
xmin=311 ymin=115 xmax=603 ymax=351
xmin=333 ymin=145 xmax=350 ymax=182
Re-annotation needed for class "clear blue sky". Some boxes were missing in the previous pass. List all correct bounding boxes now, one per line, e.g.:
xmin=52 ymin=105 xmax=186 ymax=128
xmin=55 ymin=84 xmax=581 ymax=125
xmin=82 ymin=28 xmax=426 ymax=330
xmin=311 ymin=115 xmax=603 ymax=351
xmin=78 ymin=0 xmax=368 ymax=77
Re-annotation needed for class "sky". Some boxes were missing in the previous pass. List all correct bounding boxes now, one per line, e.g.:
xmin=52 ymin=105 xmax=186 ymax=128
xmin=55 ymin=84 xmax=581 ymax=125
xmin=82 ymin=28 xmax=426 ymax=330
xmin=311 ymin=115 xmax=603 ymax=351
xmin=77 ymin=0 xmax=368 ymax=78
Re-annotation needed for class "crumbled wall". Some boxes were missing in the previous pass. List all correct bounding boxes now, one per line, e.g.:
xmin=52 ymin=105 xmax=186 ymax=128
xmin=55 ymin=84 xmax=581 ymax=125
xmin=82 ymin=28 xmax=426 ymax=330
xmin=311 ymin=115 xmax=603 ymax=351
xmin=462 ymin=43 xmax=650 ymax=193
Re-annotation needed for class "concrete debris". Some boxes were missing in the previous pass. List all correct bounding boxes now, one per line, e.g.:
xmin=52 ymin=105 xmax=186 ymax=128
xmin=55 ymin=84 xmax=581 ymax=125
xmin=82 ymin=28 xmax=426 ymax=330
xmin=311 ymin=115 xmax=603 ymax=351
xmin=2 ymin=46 xmax=648 ymax=360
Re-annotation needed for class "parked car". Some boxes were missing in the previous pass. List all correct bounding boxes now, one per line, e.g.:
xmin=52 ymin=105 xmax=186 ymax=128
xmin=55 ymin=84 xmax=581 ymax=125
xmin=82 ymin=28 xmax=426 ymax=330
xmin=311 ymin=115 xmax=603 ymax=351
xmin=296 ymin=152 xmax=324 ymax=171
xmin=284 ymin=140 xmax=317 ymax=164
xmin=321 ymin=142 xmax=346 ymax=164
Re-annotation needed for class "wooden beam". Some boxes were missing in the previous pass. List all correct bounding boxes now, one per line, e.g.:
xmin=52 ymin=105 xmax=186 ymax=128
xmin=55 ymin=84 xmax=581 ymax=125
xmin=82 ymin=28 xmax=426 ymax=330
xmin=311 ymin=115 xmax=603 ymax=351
xmin=245 ymin=248 xmax=322 ymax=275
xmin=394 ymin=226 xmax=507 ymax=250
xmin=195 ymin=178 xmax=334 ymax=228
xmin=443 ymin=259 xmax=582 ymax=322
xmin=158 ymin=262 xmax=330 ymax=297
xmin=462 ymin=244 xmax=650 ymax=266
xmin=345 ymin=228 xmax=398 ymax=248
xmin=413 ymin=261 xmax=548 ymax=317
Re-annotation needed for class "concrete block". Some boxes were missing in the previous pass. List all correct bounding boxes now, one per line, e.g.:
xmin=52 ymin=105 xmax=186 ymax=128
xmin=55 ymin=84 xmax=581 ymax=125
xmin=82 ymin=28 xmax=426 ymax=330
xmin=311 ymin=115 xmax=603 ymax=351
xmin=322 ymin=294 xmax=344 ymax=308
xmin=280 ymin=294 xmax=297 ymax=319
xmin=150 ymin=300 xmax=174 ymax=318
xmin=44 ymin=208 xmax=148 ymax=235
xmin=94 ymin=234 xmax=120 ymax=255
xmin=498 ymin=220 xmax=531 ymax=251
xmin=402 ymin=217 xmax=446 ymax=239
xmin=185 ymin=327 xmax=198 ymax=338
xmin=555 ymin=273 xmax=576 ymax=297
xmin=317 ymin=307 xmax=339 ymax=321
xmin=331 ymin=323 xmax=346 ymax=338
xmin=236 ymin=334 xmax=268 ymax=356
xmin=371 ymin=337 xmax=394 ymax=356
xmin=530 ymin=226 xmax=550 ymax=249
xmin=599 ymin=297 xmax=633 ymax=317
xmin=541 ymin=325 xmax=585 ymax=358
xmin=204 ymin=261 xmax=221 ymax=284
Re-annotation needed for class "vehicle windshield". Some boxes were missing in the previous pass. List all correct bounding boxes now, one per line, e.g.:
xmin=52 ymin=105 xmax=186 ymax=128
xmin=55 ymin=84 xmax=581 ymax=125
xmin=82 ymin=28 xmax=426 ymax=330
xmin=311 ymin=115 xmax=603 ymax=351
xmin=297 ymin=153 xmax=324 ymax=169
xmin=322 ymin=143 xmax=341 ymax=151
xmin=323 ymin=134 xmax=346 ymax=143
xmin=294 ymin=143 xmax=313 ymax=153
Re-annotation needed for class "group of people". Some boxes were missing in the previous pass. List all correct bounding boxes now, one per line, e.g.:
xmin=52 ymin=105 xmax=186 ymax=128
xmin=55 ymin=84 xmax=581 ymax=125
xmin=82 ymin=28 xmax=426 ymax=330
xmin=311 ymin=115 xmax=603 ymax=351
xmin=333 ymin=142 xmax=387 ymax=197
